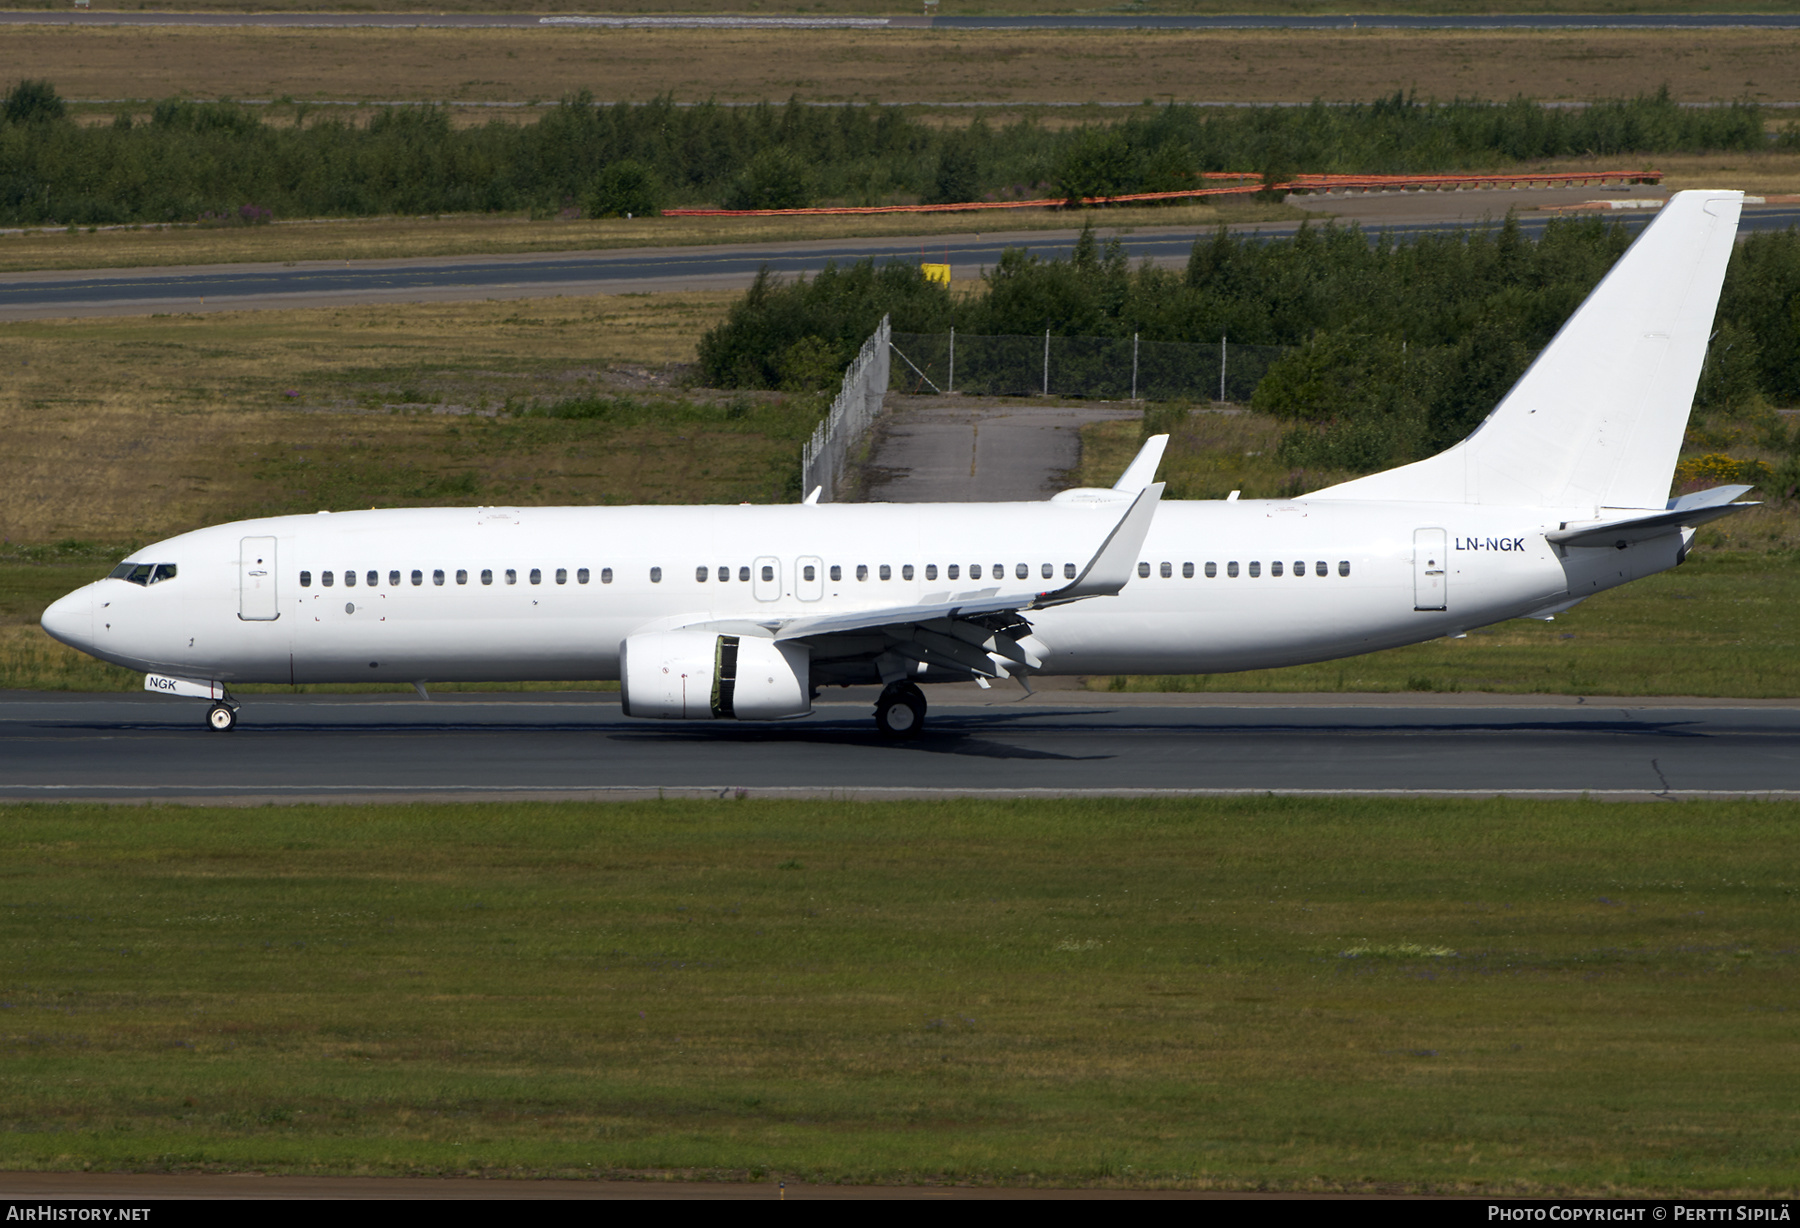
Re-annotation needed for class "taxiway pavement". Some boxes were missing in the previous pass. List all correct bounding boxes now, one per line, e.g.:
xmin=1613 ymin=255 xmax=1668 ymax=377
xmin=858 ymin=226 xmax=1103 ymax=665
xmin=4 ymin=691 xmax=1797 ymax=803
xmin=16 ymin=198 xmax=1786 ymax=322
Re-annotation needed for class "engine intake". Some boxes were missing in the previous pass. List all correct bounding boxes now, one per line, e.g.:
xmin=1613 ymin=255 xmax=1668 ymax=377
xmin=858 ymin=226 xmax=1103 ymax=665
xmin=620 ymin=631 xmax=810 ymax=721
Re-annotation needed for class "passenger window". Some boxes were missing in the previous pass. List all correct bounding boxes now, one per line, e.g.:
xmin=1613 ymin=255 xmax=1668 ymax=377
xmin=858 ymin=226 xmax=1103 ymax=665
xmin=151 ymin=563 xmax=178 ymax=584
xmin=948 ymin=564 xmax=960 ymax=580
xmin=481 ymin=569 xmax=493 ymax=585
xmin=830 ymin=565 xmax=842 ymax=581
xmin=600 ymin=568 xmax=612 ymax=584
xmin=530 ymin=568 xmax=542 ymax=585
xmin=970 ymin=564 xmax=982 ymax=580
xmin=993 ymin=563 xmax=1003 ymax=579
xmin=761 ymin=564 xmax=774 ymax=582
xmin=578 ymin=568 xmax=590 ymax=584
xmin=1016 ymin=563 xmax=1028 ymax=580
xmin=1064 ymin=563 xmax=1076 ymax=579
xmin=300 ymin=570 xmax=312 ymax=588
xmin=556 ymin=568 xmax=567 ymax=585
xmin=1041 ymin=563 xmax=1052 ymax=580
xmin=1205 ymin=562 xmax=1217 ymax=578
xmin=1316 ymin=561 xmax=1327 ymax=577
xmin=456 ymin=570 xmax=468 ymax=585
xmin=1339 ymin=560 xmax=1351 ymax=577
xmin=505 ymin=569 xmax=517 ymax=585
xmin=1159 ymin=562 xmax=1172 ymax=578
xmin=433 ymin=569 xmax=446 ymax=586
xmin=1227 ymin=562 xmax=1239 ymax=578
xmin=411 ymin=570 xmax=423 ymax=586
xmin=344 ymin=570 xmax=356 ymax=588
xmin=856 ymin=564 xmax=868 ymax=581
xmin=718 ymin=566 xmax=729 ymax=582
xmin=695 ymin=566 xmax=708 ymax=583
xmin=803 ymin=564 xmax=816 ymax=581
xmin=389 ymin=570 xmax=401 ymax=587
xmin=738 ymin=566 xmax=750 ymax=582
xmin=1182 ymin=562 xmax=1194 ymax=579
xmin=366 ymin=570 xmax=378 ymax=587
xmin=1271 ymin=561 xmax=1283 ymax=577
xmin=902 ymin=564 xmax=914 ymax=580
xmin=323 ymin=571 xmax=335 ymax=587
xmin=1249 ymin=562 xmax=1261 ymax=578
xmin=650 ymin=567 xmax=662 ymax=583
xmin=1136 ymin=562 xmax=1149 ymax=578
xmin=879 ymin=564 xmax=891 ymax=581
xmin=925 ymin=564 xmax=937 ymax=581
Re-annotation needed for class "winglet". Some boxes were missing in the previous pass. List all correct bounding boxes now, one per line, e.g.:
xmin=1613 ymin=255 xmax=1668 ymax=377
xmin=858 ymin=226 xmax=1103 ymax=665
xmin=802 ymin=486 xmax=823 ymax=505
xmin=1113 ymin=434 xmax=1168 ymax=492
xmin=1038 ymin=481 xmax=1164 ymax=605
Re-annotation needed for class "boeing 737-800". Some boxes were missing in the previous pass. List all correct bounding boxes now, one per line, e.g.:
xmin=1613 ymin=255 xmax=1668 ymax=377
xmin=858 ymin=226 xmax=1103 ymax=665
xmin=41 ymin=190 xmax=1758 ymax=736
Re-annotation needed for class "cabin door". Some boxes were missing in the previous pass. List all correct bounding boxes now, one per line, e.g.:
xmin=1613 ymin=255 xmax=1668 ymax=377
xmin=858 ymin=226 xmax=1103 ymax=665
xmin=1413 ymin=528 xmax=1447 ymax=612
xmin=239 ymin=536 xmax=279 ymax=621
xmin=795 ymin=556 xmax=823 ymax=601
xmin=753 ymin=555 xmax=781 ymax=602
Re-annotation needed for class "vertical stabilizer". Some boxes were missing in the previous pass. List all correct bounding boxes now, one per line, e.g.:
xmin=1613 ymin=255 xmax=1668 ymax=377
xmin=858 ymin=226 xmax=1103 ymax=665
xmin=1310 ymin=190 xmax=1743 ymax=511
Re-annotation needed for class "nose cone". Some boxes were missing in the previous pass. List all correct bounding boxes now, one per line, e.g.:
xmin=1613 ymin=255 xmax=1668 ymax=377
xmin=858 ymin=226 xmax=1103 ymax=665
xmin=41 ymin=586 xmax=94 ymax=653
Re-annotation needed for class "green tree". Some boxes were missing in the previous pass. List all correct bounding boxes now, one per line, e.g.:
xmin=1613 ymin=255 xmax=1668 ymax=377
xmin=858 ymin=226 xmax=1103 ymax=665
xmin=723 ymin=147 xmax=814 ymax=211
xmin=3 ymin=80 xmax=66 ymax=126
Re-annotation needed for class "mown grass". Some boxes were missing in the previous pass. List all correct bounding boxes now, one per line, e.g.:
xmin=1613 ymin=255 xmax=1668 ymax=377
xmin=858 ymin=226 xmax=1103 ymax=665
xmin=0 ymin=796 xmax=1795 ymax=1193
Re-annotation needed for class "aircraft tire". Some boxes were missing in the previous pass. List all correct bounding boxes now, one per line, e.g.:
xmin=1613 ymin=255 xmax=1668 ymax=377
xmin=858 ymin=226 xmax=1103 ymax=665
xmin=873 ymin=685 xmax=926 ymax=738
xmin=206 ymin=703 xmax=238 ymax=732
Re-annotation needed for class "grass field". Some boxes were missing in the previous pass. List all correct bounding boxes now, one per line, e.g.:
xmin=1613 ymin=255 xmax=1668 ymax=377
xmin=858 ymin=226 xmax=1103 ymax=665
xmin=0 ymin=795 xmax=1794 ymax=1192
xmin=13 ymin=26 xmax=1800 ymax=107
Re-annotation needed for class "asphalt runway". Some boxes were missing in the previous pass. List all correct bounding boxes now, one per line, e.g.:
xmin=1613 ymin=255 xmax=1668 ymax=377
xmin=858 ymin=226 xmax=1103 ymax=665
xmin=18 ymin=205 xmax=1791 ymax=320
xmin=8 ymin=11 xmax=1800 ymax=28
xmin=4 ymin=692 xmax=1798 ymax=803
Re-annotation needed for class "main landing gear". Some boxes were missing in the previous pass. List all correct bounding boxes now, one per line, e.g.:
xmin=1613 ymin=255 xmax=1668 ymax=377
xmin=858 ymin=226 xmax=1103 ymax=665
xmin=873 ymin=682 xmax=926 ymax=737
xmin=206 ymin=701 xmax=239 ymax=732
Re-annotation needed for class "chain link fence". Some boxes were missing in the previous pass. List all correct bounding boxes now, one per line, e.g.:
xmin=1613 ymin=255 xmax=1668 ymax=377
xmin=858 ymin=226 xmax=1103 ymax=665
xmin=801 ymin=314 xmax=891 ymax=503
xmin=889 ymin=331 xmax=1289 ymax=403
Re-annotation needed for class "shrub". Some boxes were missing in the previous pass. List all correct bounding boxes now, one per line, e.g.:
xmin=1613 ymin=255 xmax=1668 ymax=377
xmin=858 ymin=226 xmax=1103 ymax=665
xmin=722 ymin=147 xmax=814 ymax=211
xmin=3 ymin=80 xmax=65 ymax=126
xmin=588 ymin=159 xmax=662 ymax=218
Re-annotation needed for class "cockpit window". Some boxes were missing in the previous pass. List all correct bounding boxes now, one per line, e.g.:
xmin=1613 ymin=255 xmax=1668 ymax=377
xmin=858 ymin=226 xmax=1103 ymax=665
xmin=109 ymin=562 xmax=170 ymax=586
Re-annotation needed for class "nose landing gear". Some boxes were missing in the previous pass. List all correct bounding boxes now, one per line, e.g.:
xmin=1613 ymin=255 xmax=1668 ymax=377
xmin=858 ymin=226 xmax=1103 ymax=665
xmin=873 ymin=682 xmax=926 ymax=737
xmin=206 ymin=702 xmax=239 ymax=732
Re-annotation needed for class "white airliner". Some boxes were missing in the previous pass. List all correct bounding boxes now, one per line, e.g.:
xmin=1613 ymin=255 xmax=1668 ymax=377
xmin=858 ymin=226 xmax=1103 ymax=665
xmin=42 ymin=190 xmax=1756 ymax=736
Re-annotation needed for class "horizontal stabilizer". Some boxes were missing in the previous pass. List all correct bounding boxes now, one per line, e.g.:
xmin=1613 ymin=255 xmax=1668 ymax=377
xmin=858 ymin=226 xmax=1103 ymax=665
xmin=1548 ymin=486 xmax=1758 ymax=548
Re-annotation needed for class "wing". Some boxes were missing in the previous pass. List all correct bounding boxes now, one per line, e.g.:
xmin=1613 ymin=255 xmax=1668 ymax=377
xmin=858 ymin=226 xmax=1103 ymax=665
xmin=665 ymin=482 xmax=1164 ymax=685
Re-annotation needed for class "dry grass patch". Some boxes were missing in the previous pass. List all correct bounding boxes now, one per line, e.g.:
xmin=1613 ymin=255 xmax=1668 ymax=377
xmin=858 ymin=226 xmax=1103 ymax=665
xmin=14 ymin=27 xmax=1800 ymax=108
xmin=0 ymin=292 xmax=752 ymax=546
xmin=0 ymin=203 xmax=1298 ymax=274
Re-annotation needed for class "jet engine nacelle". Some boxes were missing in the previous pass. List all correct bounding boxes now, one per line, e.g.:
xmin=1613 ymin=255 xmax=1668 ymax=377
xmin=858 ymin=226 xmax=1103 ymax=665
xmin=619 ymin=631 xmax=810 ymax=720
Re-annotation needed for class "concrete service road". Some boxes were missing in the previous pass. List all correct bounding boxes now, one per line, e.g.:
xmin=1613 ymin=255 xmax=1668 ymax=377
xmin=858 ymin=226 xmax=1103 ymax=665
xmin=3 ymin=692 xmax=1798 ymax=803
xmin=14 ymin=203 xmax=1785 ymax=321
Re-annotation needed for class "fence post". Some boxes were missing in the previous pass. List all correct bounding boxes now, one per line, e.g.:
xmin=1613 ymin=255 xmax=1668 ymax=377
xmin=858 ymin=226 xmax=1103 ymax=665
xmin=1219 ymin=334 xmax=1226 ymax=403
xmin=1132 ymin=332 xmax=1139 ymax=402
xmin=948 ymin=325 xmax=955 ymax=395
xmin=1043 ymin=329 xmax=1050 ymax=397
